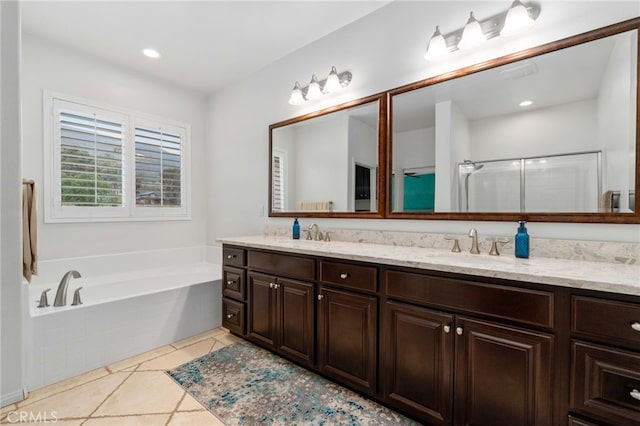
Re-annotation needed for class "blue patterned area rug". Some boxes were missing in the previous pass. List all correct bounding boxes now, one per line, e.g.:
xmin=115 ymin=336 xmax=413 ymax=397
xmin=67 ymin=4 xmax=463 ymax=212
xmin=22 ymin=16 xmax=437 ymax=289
xmin=166 ymin=341 xmax=418 ymax=425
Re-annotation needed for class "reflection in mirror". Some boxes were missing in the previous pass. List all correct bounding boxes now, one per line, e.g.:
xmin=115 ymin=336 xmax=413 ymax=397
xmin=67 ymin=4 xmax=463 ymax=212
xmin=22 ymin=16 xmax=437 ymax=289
xmin=391 ymin=29 xmax=637 ymax=214
xmin=271 ymin=100 xmax=379 ymax=214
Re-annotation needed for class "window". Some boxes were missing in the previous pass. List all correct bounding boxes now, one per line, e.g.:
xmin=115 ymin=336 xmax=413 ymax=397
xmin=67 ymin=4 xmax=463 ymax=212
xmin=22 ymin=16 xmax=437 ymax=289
xmin=44 ymin=92 xmax=190 ymax=222
xmin=272 ymin=149 xmax=286 ymax=212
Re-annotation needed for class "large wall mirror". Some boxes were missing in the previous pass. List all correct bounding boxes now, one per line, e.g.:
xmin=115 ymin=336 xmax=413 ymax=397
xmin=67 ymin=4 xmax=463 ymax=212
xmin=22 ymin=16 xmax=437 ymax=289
xmin=269 ymin=94 xmax=386 ymax=218
xmin=389 ymin=18 xmax=639 ymax=223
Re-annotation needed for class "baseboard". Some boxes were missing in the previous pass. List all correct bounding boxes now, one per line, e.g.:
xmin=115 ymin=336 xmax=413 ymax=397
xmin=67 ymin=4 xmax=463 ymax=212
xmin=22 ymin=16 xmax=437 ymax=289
xmin=1 ymin=388 xmax=25 ymax=407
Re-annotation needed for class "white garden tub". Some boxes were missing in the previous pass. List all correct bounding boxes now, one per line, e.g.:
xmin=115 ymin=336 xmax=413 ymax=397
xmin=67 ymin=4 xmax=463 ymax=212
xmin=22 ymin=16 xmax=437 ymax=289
xmin=24 ymin=247 xmax=222 ymax=390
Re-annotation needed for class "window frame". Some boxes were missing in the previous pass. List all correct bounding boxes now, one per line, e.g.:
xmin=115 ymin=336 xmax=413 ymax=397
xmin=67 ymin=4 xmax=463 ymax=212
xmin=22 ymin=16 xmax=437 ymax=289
xmin=43 ymin=90 xmax=191 ymax=223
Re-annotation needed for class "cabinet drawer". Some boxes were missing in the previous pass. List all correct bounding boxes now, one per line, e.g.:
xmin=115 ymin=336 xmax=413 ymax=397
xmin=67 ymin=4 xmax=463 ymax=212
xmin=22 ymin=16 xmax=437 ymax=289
xmin=571 ymin=341 xmax=640 ymax=425
xmin=384 ymin=269 xmax=553 ymax=328
xmin=320 ymin=260 xmax=377 ymax=293
xmin=567 ymin=416 xmax=599 ymax=426
xmin=248 ymin=250 xmax=315 ymax=281
xmin=223 ymin=266 xmax=245 ymax=301
xmin=223 ymin=246 xmax=246 ymax=267
xmin=223 ymin=298 xmax=245 ymax=335
xmin=572 ymin=296 xmax=640 ymax=349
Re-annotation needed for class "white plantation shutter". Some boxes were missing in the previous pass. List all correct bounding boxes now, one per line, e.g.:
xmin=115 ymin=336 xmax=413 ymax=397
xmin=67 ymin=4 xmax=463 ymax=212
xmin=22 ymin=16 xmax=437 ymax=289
xmin=45 ymin=92 xmax=190 ymax=222
xmin=272 ymin=149 xmax=286 ymax=212
xmin=134 ymin=125 xmax=183 ymax=207
xmin=59 ymin=111 xmax=124 ymax=207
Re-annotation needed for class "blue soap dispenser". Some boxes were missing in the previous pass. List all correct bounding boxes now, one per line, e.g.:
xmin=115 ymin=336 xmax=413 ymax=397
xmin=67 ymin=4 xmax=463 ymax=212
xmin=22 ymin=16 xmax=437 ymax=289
xmin=515 ymin=220 xmax=529 ymax=259
xmin=292 ymin=217 xmax=300 ymax=240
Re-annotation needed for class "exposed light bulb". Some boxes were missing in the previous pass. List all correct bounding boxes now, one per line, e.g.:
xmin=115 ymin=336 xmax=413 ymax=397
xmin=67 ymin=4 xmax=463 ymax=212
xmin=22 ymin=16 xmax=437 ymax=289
xmin=306 ymin=75 xmax=323 ymax=100
xmin=519 ymin=100 xmax=533 ymax=107
xmin=288 ymin=82 xmax=306 ymax=105
xmin=142 ymin=48 xmax=160 ymax=59
xmin=501 ymin=0 xmax=536 ymax=36
xmin=458 ymin=12 xmax=486 ymax=50
xmin=323 ymin=67 xmax=342 ymax=93
xmin=424 ymin=26 xmax=449 ymax=60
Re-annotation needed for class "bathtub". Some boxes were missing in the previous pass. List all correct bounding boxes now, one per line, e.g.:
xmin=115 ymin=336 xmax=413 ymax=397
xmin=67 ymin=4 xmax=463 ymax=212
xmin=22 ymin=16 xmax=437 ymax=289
xmin=24 ymin=246 xmax=222 ymax=391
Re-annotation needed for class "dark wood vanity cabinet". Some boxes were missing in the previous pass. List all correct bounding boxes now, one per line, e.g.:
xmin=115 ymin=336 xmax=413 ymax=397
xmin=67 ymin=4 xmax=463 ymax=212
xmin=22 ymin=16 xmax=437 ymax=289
xmin=222 ymin=244 xmax=640 ymax=426
xmin=222 ymin=247 xmax=247 ymax=335
xmin=381 ymin=269 xmax=554 ymax=425
xmin=569 ymin=295 xmax=640 ymax=426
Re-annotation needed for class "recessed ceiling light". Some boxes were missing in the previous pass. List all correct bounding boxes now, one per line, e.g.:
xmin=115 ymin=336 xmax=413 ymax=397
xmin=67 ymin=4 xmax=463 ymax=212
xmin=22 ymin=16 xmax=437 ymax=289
xmin=519 ymin=100 xmax=533 ymax=107
xmin=142 ymin=48 xmax=160 ymax=59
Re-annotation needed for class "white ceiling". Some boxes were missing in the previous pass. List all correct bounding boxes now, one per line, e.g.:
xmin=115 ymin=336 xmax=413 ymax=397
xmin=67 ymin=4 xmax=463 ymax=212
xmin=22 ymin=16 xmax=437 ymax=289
xmin=20 ymin=0 xmax=391 ymax=94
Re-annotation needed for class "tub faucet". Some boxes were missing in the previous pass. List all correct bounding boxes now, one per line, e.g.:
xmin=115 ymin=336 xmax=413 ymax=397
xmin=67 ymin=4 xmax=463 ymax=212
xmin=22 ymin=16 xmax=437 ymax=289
xmin=468 ymin=228 xmax=480 ymax=254
xmin=54 ymin=270 xmax=81 ymax=307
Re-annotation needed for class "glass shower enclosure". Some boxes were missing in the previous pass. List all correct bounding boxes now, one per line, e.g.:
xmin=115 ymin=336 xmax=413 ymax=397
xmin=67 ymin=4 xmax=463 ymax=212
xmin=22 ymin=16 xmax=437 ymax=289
xmin=458 ymin=151 xmax=602 ymax=213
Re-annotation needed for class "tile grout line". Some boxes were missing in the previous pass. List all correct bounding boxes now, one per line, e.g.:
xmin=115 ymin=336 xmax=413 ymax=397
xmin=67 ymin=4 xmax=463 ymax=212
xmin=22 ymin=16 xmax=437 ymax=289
xmin=84 ymin=369 xmax=136 ymax=420
xmin=165 ymin=392 xmax=187 ymax=426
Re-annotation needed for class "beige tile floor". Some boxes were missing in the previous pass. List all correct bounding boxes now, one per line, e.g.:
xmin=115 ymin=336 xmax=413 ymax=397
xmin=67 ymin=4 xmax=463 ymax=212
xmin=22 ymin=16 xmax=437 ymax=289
xmin=1 ymin=328 xmax=243 ymax=425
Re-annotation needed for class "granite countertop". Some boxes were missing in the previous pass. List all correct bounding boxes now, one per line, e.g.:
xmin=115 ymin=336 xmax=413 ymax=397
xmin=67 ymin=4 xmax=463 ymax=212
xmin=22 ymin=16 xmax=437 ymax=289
xmin=218 ymin=235 xmax=640 ymax=296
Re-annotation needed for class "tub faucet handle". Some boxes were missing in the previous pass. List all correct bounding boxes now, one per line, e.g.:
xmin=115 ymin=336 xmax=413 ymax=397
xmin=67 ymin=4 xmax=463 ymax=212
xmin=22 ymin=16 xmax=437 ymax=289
xmin=37 ymin=288 xmax=51 ymax=308
xmin=71 ymin=287 xmax=83 ymax=306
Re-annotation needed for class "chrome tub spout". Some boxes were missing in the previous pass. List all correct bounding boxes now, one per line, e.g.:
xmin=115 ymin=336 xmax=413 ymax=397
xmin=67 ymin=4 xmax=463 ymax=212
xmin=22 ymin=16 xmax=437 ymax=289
xmin=54 ymin=270 xmax=81 ymax=307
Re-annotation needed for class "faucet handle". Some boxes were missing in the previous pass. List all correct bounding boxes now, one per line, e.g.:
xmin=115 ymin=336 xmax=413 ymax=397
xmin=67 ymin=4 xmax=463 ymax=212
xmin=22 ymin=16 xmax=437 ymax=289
xmin=324 ymin=231 xmax=332 ymax=242
xmin=444 ymin=236 xmax=461 ymax=253
xmin=72 ymin=287 xmax=83 ymax=306
xmin=489 ymin=238 xmax=509 ymax=256
xmin=37 ymin=288 xmax=51 ymax=308
xmin=303 ymin=229 xmax=312 ymax=240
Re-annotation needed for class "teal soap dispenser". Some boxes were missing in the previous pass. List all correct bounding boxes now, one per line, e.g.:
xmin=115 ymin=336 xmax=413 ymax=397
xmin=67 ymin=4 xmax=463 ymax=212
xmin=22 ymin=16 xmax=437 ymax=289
xmin=292 ymin=217 xmax=300 ymax=240
xmin=515 ymin=221 xmax=529 ymax=259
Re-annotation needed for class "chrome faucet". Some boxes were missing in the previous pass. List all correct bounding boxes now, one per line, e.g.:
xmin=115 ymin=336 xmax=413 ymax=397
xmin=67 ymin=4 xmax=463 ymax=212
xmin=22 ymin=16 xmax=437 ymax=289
xmin=54 ymin=270 xmax=81 ymax=307
xmin=468 ymin=228 xmax=480 ymax=254
xmin=308 ymin=223 xmax=321 ymax=241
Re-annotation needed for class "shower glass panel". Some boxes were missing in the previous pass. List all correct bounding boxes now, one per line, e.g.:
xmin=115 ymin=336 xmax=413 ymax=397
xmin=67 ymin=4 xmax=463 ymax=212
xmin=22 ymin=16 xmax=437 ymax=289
xmin=458 ymin=151 xmax=601 ymax=213
xmin=460 ymin=160 xmax=520 ymax=212
xmin=525 ymin=153 xmax=600 ymax=212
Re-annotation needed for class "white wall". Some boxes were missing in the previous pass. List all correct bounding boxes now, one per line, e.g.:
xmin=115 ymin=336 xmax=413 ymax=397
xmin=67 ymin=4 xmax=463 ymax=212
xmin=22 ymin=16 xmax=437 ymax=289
xmin=272 ymin=126 xmax=297 ymax=211
xmin=597 ymin=32 xmax=637 ymax=211
xmin=205 ymin=0 xmax=640 ymax=243
xmin=21 ymin=34 xmax=208 ymax=260
xmin=450 ymin=102 xmax=472 ymax=212
xmin=393 ymin=127 xmax=436 ymax=212
xmin=348 ymin=116 xmax=377 ymax=211
xmin=1 ymin=0 xmax=25 ymax=406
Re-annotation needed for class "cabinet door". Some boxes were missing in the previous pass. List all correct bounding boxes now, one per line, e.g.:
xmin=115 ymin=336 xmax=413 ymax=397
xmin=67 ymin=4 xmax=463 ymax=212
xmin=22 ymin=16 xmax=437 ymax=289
xmin=278 ymin=278 xmax=314 ymax=367
xmin=454 ymin=317 xmax=553 ymax=426
xmin=382 ymin=301 xmax=454 ymax=425
xmin=248 ymin=272 xmax=278 ymax=349
xmin=317 ymin=286 xmax=377 ymax=396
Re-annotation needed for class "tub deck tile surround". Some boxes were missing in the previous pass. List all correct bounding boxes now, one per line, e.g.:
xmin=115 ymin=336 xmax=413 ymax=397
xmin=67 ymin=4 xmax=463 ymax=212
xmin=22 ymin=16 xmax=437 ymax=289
xmin=0 ymin=328 xmax=237 ymax=425
xmin=219 ymin=234 xmax=640 ymax=296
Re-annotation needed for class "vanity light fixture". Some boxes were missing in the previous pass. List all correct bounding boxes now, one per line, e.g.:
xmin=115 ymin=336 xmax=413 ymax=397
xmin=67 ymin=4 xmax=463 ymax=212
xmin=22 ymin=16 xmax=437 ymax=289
xmin=287 ymin=66 xmax=352 ymax=105
xmin=458 ymin=12 xmax=486 ymax=50
xmin=424 ymin=1 xmax=540 ymax=60
xmin=142 ymin=48 xmax=160 ymax=59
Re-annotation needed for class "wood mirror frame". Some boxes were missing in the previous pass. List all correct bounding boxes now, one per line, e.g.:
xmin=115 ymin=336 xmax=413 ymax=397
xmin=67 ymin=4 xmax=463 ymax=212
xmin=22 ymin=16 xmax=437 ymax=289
xmin=386 ymin=17 xmax=640 ymax=224
xmin=269 ymin=93 xmax=387 ymax=218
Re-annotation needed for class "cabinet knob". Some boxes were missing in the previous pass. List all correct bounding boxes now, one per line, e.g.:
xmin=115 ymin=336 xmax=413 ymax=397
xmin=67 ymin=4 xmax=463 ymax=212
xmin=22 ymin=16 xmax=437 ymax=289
xmin=269 ymin=283 xmax=274 ymax=288
xmin=340 ymin=273 xmax=349 ymax=279
xmin=226 ymin=313 xmax=235 ymax=319
xmin=631 ymin=389 xmax=640 ymax=400
xmin=227 ymin=254 xmax=236 ymax=259
xmin=631 ymin=322 xmax=640 ymax=332
xmin=456 ymin=327 xmax=463 ymax=336
xmin=443 ymin=325 xmax=451 ymax=334
xmin=274 ymin=284 xmax=280 ymax=289
xmin=317 ymin=294 xmax=324 ymax=301
xmin=226 ymin=280 xmax=234 ymax=286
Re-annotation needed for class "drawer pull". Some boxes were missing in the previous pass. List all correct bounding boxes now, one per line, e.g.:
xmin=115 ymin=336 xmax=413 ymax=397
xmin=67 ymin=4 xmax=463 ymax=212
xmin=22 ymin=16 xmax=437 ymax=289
xmin=443 ymin=325 xmax=451 ymax=334
xmin=226 ymin=280 xmax=235 ymax=286
xmin=631 ymin=322 xmax=640 ymax=332
xmin=318 ymin=294 xmax=324 ymax=301
xmin=456 ymin=327 xmax=463 ymax=336
xmin=631 ymin=389 xmax=640 ymax=401
xmin=226 ymin=313 xmax=235 ymax=319
xmin=340 ymin=273 xmax=349 ymax=279
xmin=227 ymin=254 xmax=236 ymax=259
